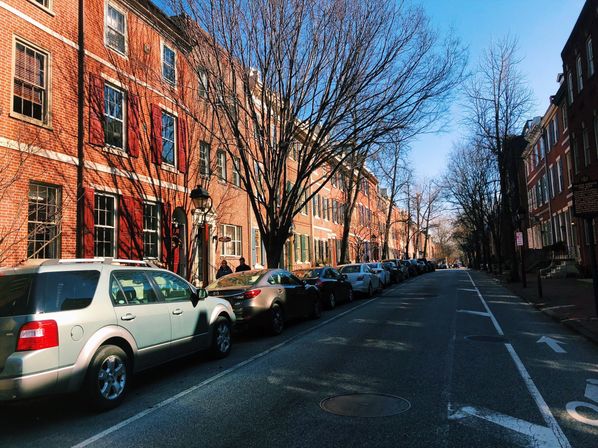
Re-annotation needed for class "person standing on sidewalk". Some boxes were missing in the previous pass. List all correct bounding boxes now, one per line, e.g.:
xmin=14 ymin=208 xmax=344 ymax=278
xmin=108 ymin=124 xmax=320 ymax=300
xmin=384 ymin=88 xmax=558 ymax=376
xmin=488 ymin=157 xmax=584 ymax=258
xmin=236 ymin=257 xmax=251 ymax=272
xmin=216 ymin=260 xmax=233 ymax=279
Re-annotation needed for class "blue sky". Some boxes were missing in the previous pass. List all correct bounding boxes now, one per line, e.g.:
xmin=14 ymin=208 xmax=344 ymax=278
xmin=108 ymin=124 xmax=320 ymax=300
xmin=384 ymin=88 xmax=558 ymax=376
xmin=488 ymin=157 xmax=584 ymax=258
xmin=409 ymin=0 xmax=585 ymax=180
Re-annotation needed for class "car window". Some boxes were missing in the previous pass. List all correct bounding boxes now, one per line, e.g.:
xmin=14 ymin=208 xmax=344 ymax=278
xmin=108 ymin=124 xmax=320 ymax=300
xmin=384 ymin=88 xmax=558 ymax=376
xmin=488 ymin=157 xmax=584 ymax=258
xmin=149 ymin=271 xmax=191 ymax=302
xmin=339 ymin=265 xmax=360 ymax=274
xmin=286 ymin=273 xmax=304 ymax=285
xmin=331 ymin=268 xmax=342 ymax=279
xmin=111 ymin=271 xmax=158 ymax=305
xmin=323 ymin=269 xmax=335 ymax=279
xmin=209 ymin=271 xmax=265 ymax=288
xmin=268 ymin=273 xmax=282 ymax=285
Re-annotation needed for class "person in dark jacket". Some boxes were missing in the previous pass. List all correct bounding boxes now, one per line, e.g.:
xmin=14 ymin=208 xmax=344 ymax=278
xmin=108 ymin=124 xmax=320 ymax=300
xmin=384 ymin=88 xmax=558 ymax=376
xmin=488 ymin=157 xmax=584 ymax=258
xmin=216 ymin=260 xmax=233 ymax=279
xmin=236 ymin=257 xmax=251 ymax=272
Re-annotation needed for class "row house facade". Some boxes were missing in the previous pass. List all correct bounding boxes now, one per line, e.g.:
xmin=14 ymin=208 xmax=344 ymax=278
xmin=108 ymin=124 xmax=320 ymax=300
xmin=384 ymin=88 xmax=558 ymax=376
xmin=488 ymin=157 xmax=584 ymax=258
xmin=0 ymin=0 xmax=418 ymax=284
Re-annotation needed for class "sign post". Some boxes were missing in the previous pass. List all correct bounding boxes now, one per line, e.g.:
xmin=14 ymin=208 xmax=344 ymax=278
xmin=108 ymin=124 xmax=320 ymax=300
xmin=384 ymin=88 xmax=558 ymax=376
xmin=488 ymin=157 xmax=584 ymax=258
xmin=572 ymin=180 xmax=598 ymax=316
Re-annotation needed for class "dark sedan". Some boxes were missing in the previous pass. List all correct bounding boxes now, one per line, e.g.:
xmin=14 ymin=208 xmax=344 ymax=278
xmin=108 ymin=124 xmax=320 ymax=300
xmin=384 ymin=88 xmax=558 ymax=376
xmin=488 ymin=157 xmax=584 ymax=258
xmin=206 ymin=269 xmax=321 ymax=335
xmin=293 ymin=266 xmax=353 ymax=309
xmin=382 ymin=259 xmax=404 ymax=283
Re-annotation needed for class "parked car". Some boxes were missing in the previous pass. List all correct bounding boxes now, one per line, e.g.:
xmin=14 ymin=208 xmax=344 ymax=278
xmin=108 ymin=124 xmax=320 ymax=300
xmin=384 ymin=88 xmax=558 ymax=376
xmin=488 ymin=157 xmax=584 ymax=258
xmin=206 ymin=269 xmax=321 ymax=336
xmin=381 ymin=260 xmax=403 ymax=283
xmin=406 ymin=259 xmax=421 ymax=276
xmin=337 ymin=264 xmax=381 ymax=297
xmin=416 ymin=259 xmax=428 ymax=273
xmin=0 ymin=258 xmax=235 ymax=411
xmin=367 ymin=262 xmax=391 ymax=287
xmin=293 ymin=267 xmax=353 ymax=309
xmin=400 ymin=260 xmax=417 ymax=278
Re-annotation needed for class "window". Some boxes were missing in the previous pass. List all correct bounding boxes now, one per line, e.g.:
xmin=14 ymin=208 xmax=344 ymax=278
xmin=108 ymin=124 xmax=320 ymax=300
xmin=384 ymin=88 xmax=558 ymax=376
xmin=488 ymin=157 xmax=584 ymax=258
xmin=567 ymin=71 xmax=574 ymax=104
xmin=162 ymin=44 xmax=176 ymax=85
xmin=105 ymin=3 xmax=126 ymax=54
xmin=588 ymin=37 xmax=595 ymax=77
xmin=161 ymin=112 xmax=176 ymax=166
xmin=232 ymin=156 xmax=241 ymax=187
xmin=94 ymin=193 xmax=116 ymax=257
xmin=27 ymin=183 xmax=61 ymax=259
xmin=216 ymin=150 xmax=227 ymax=181
xmin=221 ymin=224 xmax=242 ymax=256
xmin=149 ymin=271 xmax=191 ymax=302
xmin=583 ymin=124 xmax=591 ymax=167
xmin=143 ymin=202 xmax=160 ymax=259
xmin=558 ymin=158 xmax=564 ymax=192
xmin=563 ymin=107 xmax=568 ymax=130
xmin=13 ymin=41 xmax=48 ymax=123
xmin=577 ymin=55 xmax=584 ymax=92
xmin=553 ymin=116 xmax=559 ymax=145
xmin=110 ymin=271 xmax=157 ymax=305
xmin=198 ymin=68 xmax=208 ymax=98
xmin=572 ymin=135 xmax=579 ymax=175
xmin=199 ymin=141 xmax=210 ymax=176
xmin=104 ymin=84 xmax=124 ymax=149
xmin=595 ymin=113 xmax=598 ymax=158
xmin=33 ymin=0 xmax=50 ymax=7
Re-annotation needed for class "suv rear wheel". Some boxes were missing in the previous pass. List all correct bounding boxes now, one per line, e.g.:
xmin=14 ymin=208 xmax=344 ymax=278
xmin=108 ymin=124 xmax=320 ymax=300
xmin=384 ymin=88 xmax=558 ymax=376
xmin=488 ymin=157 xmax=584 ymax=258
xmin=85 ymin=345 xmax=130 ymax=411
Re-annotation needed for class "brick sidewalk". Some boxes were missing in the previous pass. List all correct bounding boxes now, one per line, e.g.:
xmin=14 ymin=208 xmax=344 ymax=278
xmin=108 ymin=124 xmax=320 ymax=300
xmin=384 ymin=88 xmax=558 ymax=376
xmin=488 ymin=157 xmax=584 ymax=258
xmin=498 ymin=273 xmax=598 ymax=344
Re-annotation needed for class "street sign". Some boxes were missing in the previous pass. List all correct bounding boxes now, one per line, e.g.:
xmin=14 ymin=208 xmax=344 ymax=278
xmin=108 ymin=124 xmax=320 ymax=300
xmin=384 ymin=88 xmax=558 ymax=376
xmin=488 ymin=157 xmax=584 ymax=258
xmin=218 ymin=236 xmax=232 ymax=242
xmin=572 ymin=180 xmax=598 ymax=217
xmin=515 ymin=232 xmax=523 ymax=247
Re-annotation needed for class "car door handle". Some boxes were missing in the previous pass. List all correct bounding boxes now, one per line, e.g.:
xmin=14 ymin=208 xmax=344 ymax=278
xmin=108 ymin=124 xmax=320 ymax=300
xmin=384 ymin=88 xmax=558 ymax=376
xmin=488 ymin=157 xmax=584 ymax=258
xmin=172 ymin=308 xmax=183 ymax=315
xmin=120 ymin=313 xmax=136 ymax=321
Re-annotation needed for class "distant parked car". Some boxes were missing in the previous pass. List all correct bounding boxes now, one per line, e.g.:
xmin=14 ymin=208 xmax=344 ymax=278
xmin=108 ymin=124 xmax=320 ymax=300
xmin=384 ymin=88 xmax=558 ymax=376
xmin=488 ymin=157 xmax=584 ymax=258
xmin=367 ymin=262 xmax=391 ymax=287
xmin=206 ymin=269 xmax=321 ymax=336
xmin=416 ymin=259 xmax=428 ymax=273
xmin=0 ymin=258 xmax=235 ymax=411
xmin=401 ymin=260 xmax=417 ymax=278
xmin=338 ymin=264 xmax=381 ymax=297
xmin=382 ymin=260 xmax=403 ymax=283
xmin=293 ymin=266 xmax=353 ymax=309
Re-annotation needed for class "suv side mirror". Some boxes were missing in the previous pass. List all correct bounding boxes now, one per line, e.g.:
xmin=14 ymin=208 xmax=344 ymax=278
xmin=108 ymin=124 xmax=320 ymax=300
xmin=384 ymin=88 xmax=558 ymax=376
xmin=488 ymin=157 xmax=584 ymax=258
xmin=191 ymin=288 xmax=208 ymax=307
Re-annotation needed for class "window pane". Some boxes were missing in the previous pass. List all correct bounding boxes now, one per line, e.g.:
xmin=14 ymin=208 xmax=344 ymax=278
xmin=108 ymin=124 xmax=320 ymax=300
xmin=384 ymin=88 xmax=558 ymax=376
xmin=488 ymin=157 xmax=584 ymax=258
xmin=27 ymin=183 xmax=61 ymax=259
xmin=111 ymin=271 xmax=157 ymax=305
xmin=161 ymin=113 xmax=176 ymax=165
xmin=149 ymin=272 xmax=191 ymax=302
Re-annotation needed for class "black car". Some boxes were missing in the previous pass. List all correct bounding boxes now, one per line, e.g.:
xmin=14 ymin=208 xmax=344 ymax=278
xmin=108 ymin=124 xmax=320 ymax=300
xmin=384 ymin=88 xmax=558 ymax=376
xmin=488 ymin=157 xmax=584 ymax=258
xmin=402 ymin=259 xmax=418 ymax=277
xmin=382 ymin=260 xmax=404 ymax=283
xmin=294 ymin=266 xmax=353 ymax=309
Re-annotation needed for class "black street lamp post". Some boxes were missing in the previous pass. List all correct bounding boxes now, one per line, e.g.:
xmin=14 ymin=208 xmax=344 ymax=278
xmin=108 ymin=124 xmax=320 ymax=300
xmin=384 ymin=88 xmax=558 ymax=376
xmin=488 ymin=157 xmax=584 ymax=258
xmin=190 ymin=186 xmax=212 ymax=287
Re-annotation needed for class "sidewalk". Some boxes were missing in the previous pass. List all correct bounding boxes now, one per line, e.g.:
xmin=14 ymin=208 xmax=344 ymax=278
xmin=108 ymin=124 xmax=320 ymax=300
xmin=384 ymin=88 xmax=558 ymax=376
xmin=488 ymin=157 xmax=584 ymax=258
xmin=499 ymin=273 xmax=598 ymax=345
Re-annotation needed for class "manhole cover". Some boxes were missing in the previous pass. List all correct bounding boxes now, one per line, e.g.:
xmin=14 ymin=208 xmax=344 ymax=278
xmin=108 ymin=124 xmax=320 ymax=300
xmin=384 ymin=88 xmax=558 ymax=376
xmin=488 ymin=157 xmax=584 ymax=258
xmin=320 ymin=393 xmax=410 ymax=417
xmin=465 ymin=335 xmax=508 ymax=343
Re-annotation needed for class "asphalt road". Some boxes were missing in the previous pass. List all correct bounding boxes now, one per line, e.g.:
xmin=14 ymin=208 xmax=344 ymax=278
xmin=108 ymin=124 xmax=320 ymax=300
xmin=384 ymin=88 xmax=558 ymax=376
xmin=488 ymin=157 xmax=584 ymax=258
xmin=1 ymin=269 xmax=597 ymax=447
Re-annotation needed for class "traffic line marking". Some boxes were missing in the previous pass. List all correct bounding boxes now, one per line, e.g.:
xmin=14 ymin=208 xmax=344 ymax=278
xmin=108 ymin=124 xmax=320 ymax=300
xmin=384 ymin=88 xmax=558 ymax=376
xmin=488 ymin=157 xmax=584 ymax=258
xmin=466 ymin=272 xmax=572 ymax=448
xmin=537 ymin=336 xmax=567 ymax=354
xmin=71 ymin=295 xmax=380 ymax=448
xmin=456 ymin=309 xmax=490 ymax=317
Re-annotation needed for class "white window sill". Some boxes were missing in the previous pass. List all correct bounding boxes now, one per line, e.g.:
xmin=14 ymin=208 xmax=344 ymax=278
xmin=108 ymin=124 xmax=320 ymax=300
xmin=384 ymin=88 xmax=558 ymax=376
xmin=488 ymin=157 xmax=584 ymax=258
xmin=10 ymin=111 xmax=52 ymax=130
xmin=161 ymin=163 xmax=178 ymax=173
xmin=103 ymin=146 xmax=128 ymax=157
xmin=28 ymin=0 xmax=55 ymax=16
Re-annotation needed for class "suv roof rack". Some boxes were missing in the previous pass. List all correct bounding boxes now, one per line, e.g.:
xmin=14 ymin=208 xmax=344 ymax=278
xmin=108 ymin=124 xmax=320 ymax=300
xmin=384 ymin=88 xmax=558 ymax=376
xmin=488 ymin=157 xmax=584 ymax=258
xmin=40 ymin=258 xmax=149 ymax=266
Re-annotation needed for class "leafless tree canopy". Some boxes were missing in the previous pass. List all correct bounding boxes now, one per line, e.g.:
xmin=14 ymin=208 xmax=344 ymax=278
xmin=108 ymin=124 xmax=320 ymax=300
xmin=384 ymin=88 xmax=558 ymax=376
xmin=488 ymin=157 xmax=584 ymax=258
xmin=170 ymin=0 xmax=465 ymax=265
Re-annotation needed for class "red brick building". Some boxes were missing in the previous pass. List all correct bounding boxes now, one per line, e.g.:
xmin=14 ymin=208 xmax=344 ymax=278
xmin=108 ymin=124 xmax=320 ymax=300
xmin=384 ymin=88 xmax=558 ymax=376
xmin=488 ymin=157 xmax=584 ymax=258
xmin=0 ymin=0 xmax=417 ymax=282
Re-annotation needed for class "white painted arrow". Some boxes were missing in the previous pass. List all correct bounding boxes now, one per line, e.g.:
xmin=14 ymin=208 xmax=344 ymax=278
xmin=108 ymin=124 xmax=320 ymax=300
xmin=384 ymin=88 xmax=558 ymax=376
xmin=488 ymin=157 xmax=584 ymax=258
xmin=537 ymin=336 xmax=567 ymax=353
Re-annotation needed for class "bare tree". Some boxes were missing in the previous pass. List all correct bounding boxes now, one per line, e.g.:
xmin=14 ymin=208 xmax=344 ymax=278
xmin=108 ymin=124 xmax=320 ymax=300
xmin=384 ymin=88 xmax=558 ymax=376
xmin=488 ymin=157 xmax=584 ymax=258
xmin=169 ymin=0 xmax=466 ymax=267
xmin=464 ymin=37 xmax=533 ymax=278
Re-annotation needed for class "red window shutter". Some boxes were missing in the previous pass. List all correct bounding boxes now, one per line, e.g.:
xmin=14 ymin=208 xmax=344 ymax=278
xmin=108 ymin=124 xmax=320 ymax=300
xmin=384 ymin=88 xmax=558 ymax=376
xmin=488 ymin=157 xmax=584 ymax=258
xmin=161 ymin=202 xmax=172 ymax=266
xmin=177 ymin=117 xmax=187 ymax=174
xmin=89 ymin=74 xmax=105 ymax=146
xmin=127 ymin=94 xmax=140 ymax=157
xmin=83 ymin=188 xmax=95 ymax=258
xmin=133 ymin=200 xmax=144 ymax=260
xmin=150 ymin=104 xmax=162 ymax=165
xmin=118 ymin=196 xmax=134 ymax=259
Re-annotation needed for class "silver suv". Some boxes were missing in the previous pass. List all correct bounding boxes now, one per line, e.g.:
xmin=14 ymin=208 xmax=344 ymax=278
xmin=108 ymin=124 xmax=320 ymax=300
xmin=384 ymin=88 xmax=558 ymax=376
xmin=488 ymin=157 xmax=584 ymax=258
xmin=0 ymin=258 xmax=235 ymax=410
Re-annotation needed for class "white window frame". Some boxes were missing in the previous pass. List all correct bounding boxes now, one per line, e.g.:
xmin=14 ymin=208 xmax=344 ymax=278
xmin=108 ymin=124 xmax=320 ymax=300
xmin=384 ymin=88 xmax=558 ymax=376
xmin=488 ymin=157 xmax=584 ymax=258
xmin=161 ymin=41 xmax=176 ymax=86
xmin=143 ymin=201 xmax=160 ymax=259
xmin=577 ymin=55 xmax=584 ymax=92
xmin=161 ymin=111 xmax=177 ymax=167
xmin=199 ymin=141 xmax=210 ymax=176
xmin=105 ymin=2 xmax=127 ymax=56
xmin=27 ymin=182 xmax=61 ymax=259
xmin=232 ymin=156 xmax=241 ymax=187
xmin=12 ymin=38 xmax=50 ymax=126
xmin=104 ymin=83 xmax=126 ymax=150
xmin=221 ymin=224 xmax=242 ymax=256
xmin=583 ymin=123 xmax=590 ymax=167
xmin=29 ymin=0 xmax=54 ymax=15
xmin=216 ymin=150 xmax=227 ymax=181
xmin=588 ymin=37 xmax=595 ymax=77
xmin=567 ymin=71 xmax=574 ymax=104
xmin=198 ymin=67 xmax=208 ymax=98
xmin=94 ymin=192 xmax=117 ymax=258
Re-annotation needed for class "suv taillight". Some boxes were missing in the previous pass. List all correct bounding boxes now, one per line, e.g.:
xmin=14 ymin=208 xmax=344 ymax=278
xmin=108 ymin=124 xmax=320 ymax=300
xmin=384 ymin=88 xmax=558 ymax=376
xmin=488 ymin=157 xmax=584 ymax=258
xmin=16 ymin=320 xmax=59 ymax=351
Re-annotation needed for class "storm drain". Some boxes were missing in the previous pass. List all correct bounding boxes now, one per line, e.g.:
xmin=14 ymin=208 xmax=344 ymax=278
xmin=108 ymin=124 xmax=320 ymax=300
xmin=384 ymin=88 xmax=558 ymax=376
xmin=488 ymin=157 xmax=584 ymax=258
xmin=320 ymin=393 xmax=410 ymax=417
xmin=465 ymin=335 xmax=508 ymax=343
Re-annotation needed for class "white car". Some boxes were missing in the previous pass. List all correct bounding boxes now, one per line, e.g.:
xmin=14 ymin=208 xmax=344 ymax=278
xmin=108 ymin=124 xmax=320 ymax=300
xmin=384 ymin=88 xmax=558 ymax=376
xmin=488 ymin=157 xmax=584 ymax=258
xmin=366 ymin=262 xmax=391 ymax=287
xmin=338 ymin=264 xmax=381 ymax=297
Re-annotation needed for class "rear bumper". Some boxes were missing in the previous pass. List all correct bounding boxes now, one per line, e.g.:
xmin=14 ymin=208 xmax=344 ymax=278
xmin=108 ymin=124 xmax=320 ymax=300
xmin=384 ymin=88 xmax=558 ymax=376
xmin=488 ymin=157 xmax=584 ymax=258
xmin=0 ymin=366 xmax=67 ymax=401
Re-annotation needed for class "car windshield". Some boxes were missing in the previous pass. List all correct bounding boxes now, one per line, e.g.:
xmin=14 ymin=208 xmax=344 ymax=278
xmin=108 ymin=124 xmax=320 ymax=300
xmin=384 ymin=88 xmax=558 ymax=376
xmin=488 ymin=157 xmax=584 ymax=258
xmin=339 ymin=265 xmax=361 ymax=274
xmin=383 ymin=262 xmax=395 ymax=268
xmin=294 ymin=269 xmax=322 ymax=279
xmin=208 ymin=270 xmax=266 ymax=288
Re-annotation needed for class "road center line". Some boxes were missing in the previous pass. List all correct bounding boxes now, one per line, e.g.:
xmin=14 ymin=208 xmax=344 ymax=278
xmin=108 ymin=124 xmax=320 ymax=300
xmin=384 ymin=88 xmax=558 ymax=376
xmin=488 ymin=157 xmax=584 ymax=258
xmin=466 ymin=272 xmax=572 ymax=448
xmin=71 ymin=294 xmax=381 ymax=448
